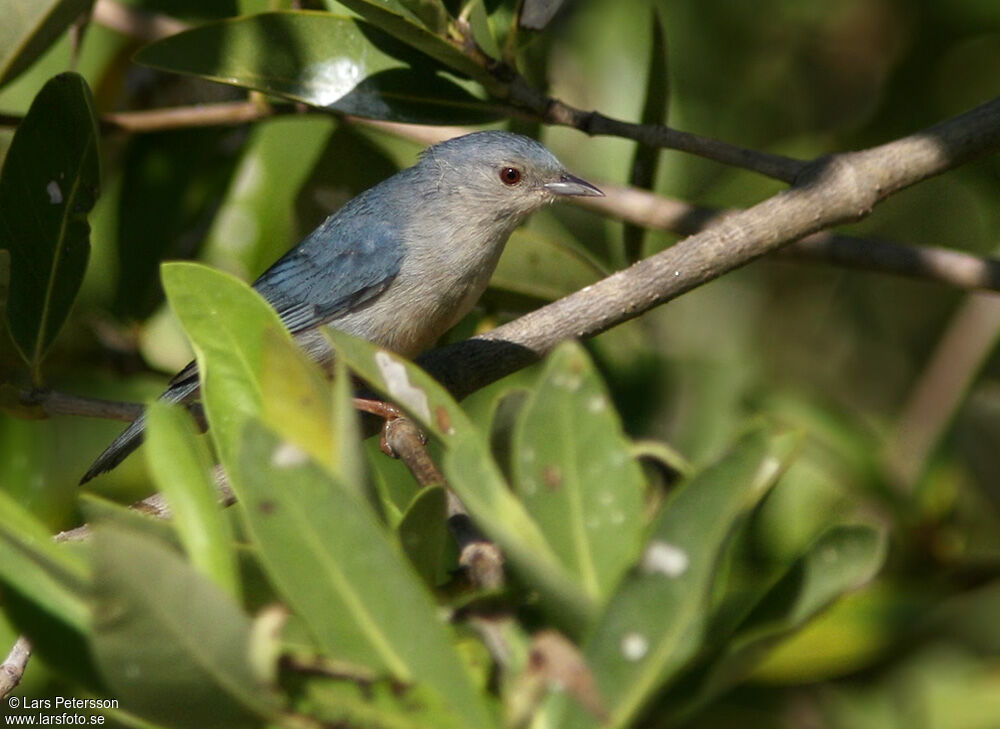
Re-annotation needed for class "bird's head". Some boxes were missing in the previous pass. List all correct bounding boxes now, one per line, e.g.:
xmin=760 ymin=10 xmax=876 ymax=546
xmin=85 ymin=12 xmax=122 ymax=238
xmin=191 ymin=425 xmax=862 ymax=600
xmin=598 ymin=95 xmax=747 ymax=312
xmin=417 ymin=131 xmax=603 ymax=222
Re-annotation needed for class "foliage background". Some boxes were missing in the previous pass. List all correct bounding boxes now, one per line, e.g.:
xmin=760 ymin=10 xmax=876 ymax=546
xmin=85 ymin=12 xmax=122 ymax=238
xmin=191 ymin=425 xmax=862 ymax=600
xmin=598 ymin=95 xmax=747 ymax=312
xmin=2 ymin=0 xmax=1000 ymax=727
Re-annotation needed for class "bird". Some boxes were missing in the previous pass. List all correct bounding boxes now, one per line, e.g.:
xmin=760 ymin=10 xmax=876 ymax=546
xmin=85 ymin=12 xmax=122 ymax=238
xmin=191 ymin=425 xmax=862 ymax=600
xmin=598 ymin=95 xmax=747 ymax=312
xmin=81 ymin=131 xmax=602 ymax=483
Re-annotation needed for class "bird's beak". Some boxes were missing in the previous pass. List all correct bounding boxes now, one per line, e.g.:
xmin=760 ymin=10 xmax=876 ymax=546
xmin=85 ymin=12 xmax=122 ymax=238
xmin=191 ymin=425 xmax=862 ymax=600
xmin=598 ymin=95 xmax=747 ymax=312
xmin=544 ymin=173 xmax=604 ymax=197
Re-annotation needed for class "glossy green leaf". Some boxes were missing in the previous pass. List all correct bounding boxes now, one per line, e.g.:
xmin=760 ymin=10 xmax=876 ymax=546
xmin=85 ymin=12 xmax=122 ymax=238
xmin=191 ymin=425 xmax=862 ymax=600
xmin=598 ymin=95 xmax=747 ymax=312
xmin=397 ymin=485 xmax=449 ymax=586
xmin=161 ymin=261 xmax=292 ymax=467
xmin=135 ymin=12 xmax=500 ymax=125
xmin=326 ymin=330 xmax=596 ymax=633
xmin=623 ymin=8 xmax=668 ymax=264
xmin=668 ymin=524 xmax=887 ymax=724
xmin=0 ymin=0 xmax=94 ymax=87
xmin=145 ymin=401 xmax=241 ymax=600
xmin=231 ymin=420 xmax=497 ymax=729
xmin=0 ymin=72 xmax=99 ymax=383
xmin=328 ymin=1 xmax=489 ymax=82
xmin=90 ymin=523 xmax=275 ymax=729
xmin=550 ymin=429 xmax=800 ymax=729
xmin=0 ymin=489 xmax=89 ymax=632
xmin=511 ymin=341 xmax=645 ymax=601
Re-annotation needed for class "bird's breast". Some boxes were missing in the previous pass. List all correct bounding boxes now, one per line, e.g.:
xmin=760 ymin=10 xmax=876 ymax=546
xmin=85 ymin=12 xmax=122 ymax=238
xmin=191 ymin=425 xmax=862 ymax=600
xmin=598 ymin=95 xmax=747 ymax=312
xmin=320 ymin=230 xmax=508 ymax=358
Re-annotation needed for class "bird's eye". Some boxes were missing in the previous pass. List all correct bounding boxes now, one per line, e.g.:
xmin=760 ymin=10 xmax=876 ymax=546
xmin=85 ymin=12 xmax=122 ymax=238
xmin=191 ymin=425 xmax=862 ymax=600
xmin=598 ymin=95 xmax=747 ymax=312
xmin=499 ymin=167 xmax=522 ymax=185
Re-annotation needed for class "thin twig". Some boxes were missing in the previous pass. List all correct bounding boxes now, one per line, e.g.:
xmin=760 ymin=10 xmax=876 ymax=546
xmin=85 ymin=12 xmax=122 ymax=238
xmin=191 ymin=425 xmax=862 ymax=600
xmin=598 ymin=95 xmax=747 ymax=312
xmin=100 ymin=100 xmax=282 ymax=133
xmin=883 ymin=289 xmax=1000 ymax=491
xmin=5 ymin=388 xmax=143 ymax=421
xmin=0 ymin=637 xmax=30 ymax=699
xmin=382 ymin=417 xmax=504 ymax=589
xmin=92 ymin=0 xmax=189 ymax=43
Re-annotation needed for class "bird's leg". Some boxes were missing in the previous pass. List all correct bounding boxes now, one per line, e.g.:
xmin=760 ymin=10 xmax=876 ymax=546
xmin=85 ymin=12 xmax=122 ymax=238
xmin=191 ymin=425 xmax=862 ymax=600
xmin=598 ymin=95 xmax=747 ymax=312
xmin=351 ymin=397 xmax=404 ymax=421
xmin=351 ymin=397 xmax=420 ymax=455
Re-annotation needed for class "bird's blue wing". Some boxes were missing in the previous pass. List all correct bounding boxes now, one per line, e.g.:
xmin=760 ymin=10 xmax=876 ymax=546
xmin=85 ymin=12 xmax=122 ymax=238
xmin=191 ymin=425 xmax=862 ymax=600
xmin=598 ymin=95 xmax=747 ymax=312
xmin=253 ymin=213 xmax=405 ymax=335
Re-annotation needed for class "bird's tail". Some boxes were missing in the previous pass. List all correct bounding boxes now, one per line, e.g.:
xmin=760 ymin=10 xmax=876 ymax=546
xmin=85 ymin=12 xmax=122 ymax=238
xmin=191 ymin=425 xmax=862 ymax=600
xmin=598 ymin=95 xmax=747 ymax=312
xmin=79 ymin=372 xmax=200 ymax=485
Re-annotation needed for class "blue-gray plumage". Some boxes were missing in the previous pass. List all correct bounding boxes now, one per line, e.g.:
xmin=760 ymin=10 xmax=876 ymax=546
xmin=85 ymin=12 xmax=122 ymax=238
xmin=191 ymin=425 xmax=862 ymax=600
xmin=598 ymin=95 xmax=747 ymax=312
xmin=80 ymin=131 xmax=602 ymax=483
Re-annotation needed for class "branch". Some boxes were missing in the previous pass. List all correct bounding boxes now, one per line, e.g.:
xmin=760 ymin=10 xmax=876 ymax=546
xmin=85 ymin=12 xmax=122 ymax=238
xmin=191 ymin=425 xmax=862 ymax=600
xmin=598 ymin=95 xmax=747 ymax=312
xmin=519 ymin=88 xmax=803 ymax=183
xmin=415 ymin=96 xmax=1000 ymax=400
xmin=447 ymin=25 xmax=805 ymax=182
xmin=883 ymin=290 xmax=1000 ymax=491
xmin=0 ymin=637 xmax=30 ymax=699
xmin=382 ymin=417 xmax=504 ymax=590
xmin=91 ymin=0 xmax=189 ymax=43
xmin=577 ymin=183 xmax=1000 ymax=293
xmin=1 ymin=387 xmax=142 ymax=421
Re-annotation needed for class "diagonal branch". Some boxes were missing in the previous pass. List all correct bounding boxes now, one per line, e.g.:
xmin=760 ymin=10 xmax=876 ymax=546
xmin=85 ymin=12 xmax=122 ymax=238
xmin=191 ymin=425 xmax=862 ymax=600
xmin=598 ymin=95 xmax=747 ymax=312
xmin=577 ymin=183 xmax=1000 ymax=293
xmin=415 ymin=95 xmax=1000 ymax=399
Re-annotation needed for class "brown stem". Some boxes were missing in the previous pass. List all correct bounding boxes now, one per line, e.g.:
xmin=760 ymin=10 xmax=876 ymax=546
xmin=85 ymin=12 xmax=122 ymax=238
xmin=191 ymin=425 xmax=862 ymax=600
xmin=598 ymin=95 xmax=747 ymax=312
xmin=382 ymin=417 xmax=504 ymax=589
xmin=92 ymin=0 xmax=189 ymax=42
xmin=0 ymin=637 xmax=30 ymax=700
xmin=5 ymin=388 xmax=143 ymax=422
xmin=883 ymin=290 xmax=1000 ymax=491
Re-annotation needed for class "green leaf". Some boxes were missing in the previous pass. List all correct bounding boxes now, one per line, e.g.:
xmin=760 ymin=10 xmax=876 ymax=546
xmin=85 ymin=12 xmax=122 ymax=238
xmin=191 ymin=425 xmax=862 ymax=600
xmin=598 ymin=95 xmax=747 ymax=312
xmin=167 ymin=260 xmax=375 ymax=507
xmin=0 ymin=0 xmax=94 ymax=88
xmin=550 ymin=429 xmax=800 ymax=729
xmin=161 ymin=261 xmax=291 ymax=468
xmin=463 ymin=0 xmax=500 ymax=59
xmin=145 ymin=401 xmax=242 ymax=601
xmin=511 ymin=341 xmax=645 ymax=601
xmin=232 ymin=420 xmax=497 ymax=729
xmin=135 ymin=11 xmax=500 ymax=125
xmin=90 ymin=523 xmax=275 ymax=729
xmin=668 ymin=524 xmax=887 ymax=723
xmin=0 ymin=491 xmax=98 ymax=689
xmin=395 ymin=0 xmax=450 ymax=33
xmin=80 ymin=492 xmax=180 ymax=548
xmin=397 ymin=485 xmax=449 ymax=586
xmin=0 ymin=489 xmax=89 ymax=632
xmin=623 ymin=8 xmax=668 ymax=264
xmin=258 ymin=326 xmax=337 ymax=468
xmin=326 ymin=329 xmax=597 ymax=634
xmin=331 ymin=356 xmax=374 ymax=505
xmin=207 ymin=116 xmax=335 ymax=281
xmin=0 ymin=72 xmax=99 ymax=383
xmin=327 ymin=2 xmax=489 ymax=82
